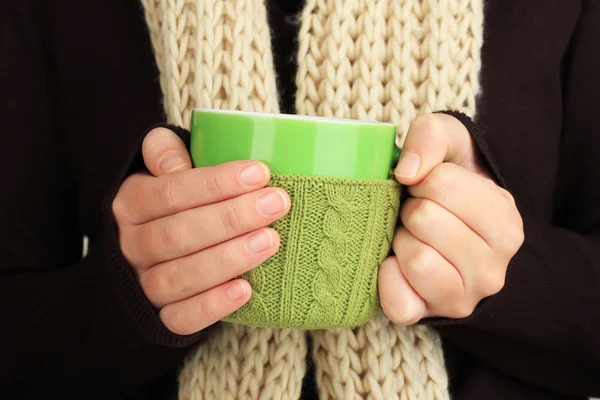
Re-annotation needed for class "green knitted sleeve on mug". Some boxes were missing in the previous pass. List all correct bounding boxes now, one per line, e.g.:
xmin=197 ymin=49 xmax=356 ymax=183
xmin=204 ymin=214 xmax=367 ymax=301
xmin=222 ymin=174 xmax=401 ymax=330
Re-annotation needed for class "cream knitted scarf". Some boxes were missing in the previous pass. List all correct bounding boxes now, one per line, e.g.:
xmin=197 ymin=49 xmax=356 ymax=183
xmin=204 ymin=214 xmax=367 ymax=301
xmin=140 ymin=0 xmax=483 ymax=398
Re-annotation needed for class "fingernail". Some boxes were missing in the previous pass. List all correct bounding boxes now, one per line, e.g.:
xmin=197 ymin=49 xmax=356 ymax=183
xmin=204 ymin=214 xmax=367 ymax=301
xmin=245 ymin=229 xmax=273 ymax=254
xmin=160 ymin=151 xmax=187 ymax=173
xmin=395 ymin=151 xmax=421 ymax=178
xmin=224 ymin=282 xmax=247 ymax=302
xmin=257 ymin=190 xmax=288 ymax=215
xmin=239 ymin=164 xmax=268 ymax=186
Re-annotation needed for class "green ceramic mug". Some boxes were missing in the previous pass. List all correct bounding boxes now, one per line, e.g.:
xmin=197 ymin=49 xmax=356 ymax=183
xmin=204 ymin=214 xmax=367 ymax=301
xmin=190 ymin=109 xmax=402 ymax=330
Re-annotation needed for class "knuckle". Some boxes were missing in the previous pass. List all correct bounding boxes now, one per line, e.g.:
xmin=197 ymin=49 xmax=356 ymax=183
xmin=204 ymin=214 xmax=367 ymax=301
xmin=156 ymin=177 xmax=181 ymax=210
xmin=118 ymin=237 xmax=130 ymax=260
xmin=448 ymin=302 xmax=476 ymax=319
xmin=160 ymin=306 xmax=189 ymax=335
xmin=384 ymin=305 xmax=421 ymax=326
xmin=498 ymin=190 xmax=524 ymax=247
xmin=402 ymin=249 xmax=440 ymax=288
xmin=379 ymin=297 xmax=394 ymax=320
xmin=167 ymin=260 xmax=193 ymax=295
xmin=405 ymin=245 xmax=434 ymax=274
xmin=161 ymin=218 xmax=187 ymax=252
xmin=112 ymin=177 xmax=140 ymax=222
xmin=197 ymin=298 xmax=219 ymax=324
xmin=402 ymin=198 xmax=435 ymax=229
xmin=220 ymin=203 xmax=245 ymax=236
xmin=499 ymin=186 xmax=516 ymax=204
xmin=424 ymin=164 xmax=455 ymax=198
xmin=119 ymin=231 xmax=136 ymax=266
xmin=438 ymin=283 xmax=464 ymax=307
xmin=204 ymin=170 xmax=224 ymax=198
xmin=477 ymin=269 xmax=506 ymax=296
xmin=142 ymin=268 xmax=168 ymax=300
xmin=497 ymin=219 xmax=525 ymax=255
xmin=411 ymin=114 xmax=444 ymax=137
xmin=216 ymin=244 xmax=235 ymax=269
xmin=144 ymin=263 xmax=183 ymax=301
xmin=111 ymin=195 xmax=128 ymax=222
xmin=510 ymin=222 xmax=525 ymax=249
xmin=392 ymin=228 xmax=405 ymax=253
xmin=379 ymin=295 xmax=422 ymax=326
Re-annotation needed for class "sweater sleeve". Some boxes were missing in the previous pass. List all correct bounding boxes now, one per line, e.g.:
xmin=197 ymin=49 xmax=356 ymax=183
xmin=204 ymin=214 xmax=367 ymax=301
xmin=0 ymin=0 xmax=209 ymax=397
xmin=427 ymin=2 xmax=600 ymax=396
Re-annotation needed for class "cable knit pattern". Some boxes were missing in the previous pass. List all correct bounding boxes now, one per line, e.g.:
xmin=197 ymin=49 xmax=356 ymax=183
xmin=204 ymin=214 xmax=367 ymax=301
xmin=140 ymin=0 xmax=484 ymax=398
xmin=308 ymin=185 xmax=357 ymax=327
xmin=222 ymin=175 xmax=401 ymax=329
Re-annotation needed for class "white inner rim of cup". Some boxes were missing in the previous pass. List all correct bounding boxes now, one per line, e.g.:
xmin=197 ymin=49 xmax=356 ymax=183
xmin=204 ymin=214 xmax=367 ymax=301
xmin=193 ymin=108 xmax=396 ymax=126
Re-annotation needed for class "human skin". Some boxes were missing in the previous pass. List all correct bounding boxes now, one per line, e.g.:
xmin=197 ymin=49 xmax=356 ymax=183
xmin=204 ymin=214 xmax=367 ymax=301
xmin=113 ymin=113 xmax=523 ymax=334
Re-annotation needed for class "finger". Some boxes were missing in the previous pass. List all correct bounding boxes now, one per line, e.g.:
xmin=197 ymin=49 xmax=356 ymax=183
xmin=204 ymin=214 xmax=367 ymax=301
xmin=400 ymin=197 xmax=488 ymax=291
xmin=394 ymin=113 xmax=483 ymax=185
xmin=408 ymin=163 xmax=521 ymax=250
xmin=141 ymin=228 xmax=280 ymax=308
xmin=392 ymin=228 xmax=468 ymax=319
xmin=115 ymin=160 xmax=270 ymax=224
xmin=159 ymin=279 xmax=251 ymax=335
xmin=379 ymin=255 xmax=427 ymax=326
xmin=142 ymin=127 xmax=193 ymax=176
xmin=125 ymin=187 xmax=290 ymax=267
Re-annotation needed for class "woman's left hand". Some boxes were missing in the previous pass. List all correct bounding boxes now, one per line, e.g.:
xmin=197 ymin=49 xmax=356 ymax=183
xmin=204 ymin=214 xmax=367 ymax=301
xmin=379 ymin=113 xmax=524 ymax=325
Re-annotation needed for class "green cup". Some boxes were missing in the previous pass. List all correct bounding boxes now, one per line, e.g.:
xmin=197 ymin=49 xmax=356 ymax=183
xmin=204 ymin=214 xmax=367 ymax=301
xmin=191 ymin=109 xmax=402 ymax=329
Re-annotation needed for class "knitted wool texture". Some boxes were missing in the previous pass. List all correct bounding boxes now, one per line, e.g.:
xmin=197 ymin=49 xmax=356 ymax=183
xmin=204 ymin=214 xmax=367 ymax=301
xmin=222 ymin=174 xmax=402 ymax=329
xmin=140 ymin=0 xmax=484 ymax=399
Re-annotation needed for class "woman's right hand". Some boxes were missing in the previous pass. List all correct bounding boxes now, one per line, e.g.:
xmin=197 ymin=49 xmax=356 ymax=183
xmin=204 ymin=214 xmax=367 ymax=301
xmin=112 ymin=127 xmax=290 ymax=335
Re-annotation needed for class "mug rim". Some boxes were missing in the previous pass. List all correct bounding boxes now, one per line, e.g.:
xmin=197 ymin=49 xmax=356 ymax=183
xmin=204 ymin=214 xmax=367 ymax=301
xmin=192 ymin=108 xmax=397 ymax=127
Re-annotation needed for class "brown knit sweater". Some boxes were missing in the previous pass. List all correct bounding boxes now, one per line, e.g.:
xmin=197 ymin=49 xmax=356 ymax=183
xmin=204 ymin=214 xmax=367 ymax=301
xmin=1 ymin=0 xmax=599 ymax=399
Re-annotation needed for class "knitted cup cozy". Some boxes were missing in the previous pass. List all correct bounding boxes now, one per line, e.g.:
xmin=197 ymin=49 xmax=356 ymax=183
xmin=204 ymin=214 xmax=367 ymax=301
xmin=223 ymin=174 xmax=402 ymax=329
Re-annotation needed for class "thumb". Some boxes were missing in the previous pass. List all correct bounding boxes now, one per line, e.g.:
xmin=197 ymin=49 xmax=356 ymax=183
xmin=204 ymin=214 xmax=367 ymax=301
xmin=142 ymin=127 xmax=192 ymax=177
xmin=393 ymin=113 xmax=475 ymax=185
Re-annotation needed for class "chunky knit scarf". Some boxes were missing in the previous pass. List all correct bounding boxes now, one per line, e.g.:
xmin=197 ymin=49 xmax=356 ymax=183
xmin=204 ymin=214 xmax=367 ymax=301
xmin=140 ymin=0 xmax=483 ymax=398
